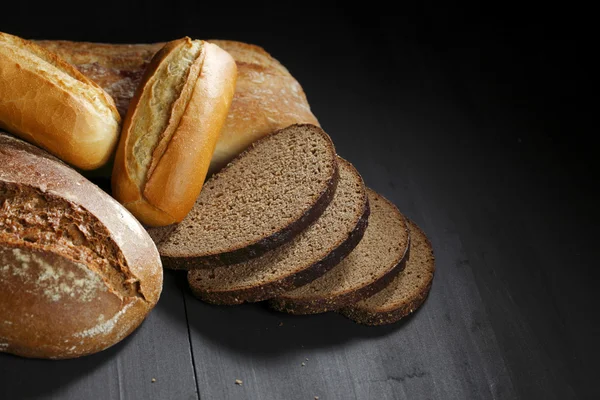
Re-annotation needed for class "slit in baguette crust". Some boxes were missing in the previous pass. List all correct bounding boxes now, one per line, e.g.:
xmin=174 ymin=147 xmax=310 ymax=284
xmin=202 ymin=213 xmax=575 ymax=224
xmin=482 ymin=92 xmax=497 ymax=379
xmin=0 ymin=181 xmax=142 ymax=300
xmin=0 ymin=32 xmax=120 ymax=125
xmin=126 ymin=38 xmax=204 ymax=190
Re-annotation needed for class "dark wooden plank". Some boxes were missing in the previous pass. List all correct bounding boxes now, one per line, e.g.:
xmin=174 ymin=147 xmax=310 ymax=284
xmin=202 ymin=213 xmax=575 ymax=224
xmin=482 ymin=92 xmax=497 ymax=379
xmin=184 ymin=18 xmax=595 ymax=399
xmin=0 ymin=10 xmax=595 ymax=400
xmin=0 ymin=272 xmax=198 ymax=400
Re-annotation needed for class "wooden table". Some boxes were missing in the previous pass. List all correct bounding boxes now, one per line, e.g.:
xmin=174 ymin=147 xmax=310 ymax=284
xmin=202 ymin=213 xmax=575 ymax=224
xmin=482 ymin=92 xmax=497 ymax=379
xmin=0 ymin=11 xmax=595 ymax=400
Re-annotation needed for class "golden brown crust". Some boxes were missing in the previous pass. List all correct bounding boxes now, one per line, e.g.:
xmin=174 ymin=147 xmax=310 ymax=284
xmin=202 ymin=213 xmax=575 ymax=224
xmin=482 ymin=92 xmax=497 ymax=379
xmin=35 ymin=38 xmax=318 ymax=174
xmin=0 ymin=32 xmax=121 ymax=170
xmin=35 ymin=40 xmax=163 ymax=117
xmin=143 ymin=42 xmax=237 ymax=221
xmin=111 ymin=39 xmax=237 ymax=226
xmin=0 ymin=132 xmax=162 ymax=359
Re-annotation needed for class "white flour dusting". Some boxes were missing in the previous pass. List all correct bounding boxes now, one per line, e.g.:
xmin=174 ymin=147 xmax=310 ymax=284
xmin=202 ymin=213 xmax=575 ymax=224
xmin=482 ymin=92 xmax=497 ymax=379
xmin=74 ymin=302 xmax=133 ymax=339
xmin=0 ymin=249 xmax=107 ymax=303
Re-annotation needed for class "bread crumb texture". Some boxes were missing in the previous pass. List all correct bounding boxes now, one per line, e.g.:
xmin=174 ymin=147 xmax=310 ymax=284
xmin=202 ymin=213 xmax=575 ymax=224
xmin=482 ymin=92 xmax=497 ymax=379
xmin=188 ymin=157 xmax=365 ymax=296
xmin=352 ymin=220 xmax=435 ymax=312
xmin=0 ymin=181 xmax=140 ymax=298
xmin=281 ymin=189 xmax=408 ymax=299
xmin=160 ymin=124 xmax=336 ymax=257
xmin=340 ymin=219 xmax=435 ymax=325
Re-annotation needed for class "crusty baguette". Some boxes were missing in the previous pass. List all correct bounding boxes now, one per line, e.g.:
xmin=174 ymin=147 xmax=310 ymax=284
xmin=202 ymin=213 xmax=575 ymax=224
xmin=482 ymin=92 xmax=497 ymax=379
xmin=0 ymin=32 xmax=121 ymax=170
xmin=111 ymin=37 xmax=237 ymax=227
xmin=35 ymin=39 xmax=319 ymax=174
xmin=0 ymin=132 xmax=163 ymax=359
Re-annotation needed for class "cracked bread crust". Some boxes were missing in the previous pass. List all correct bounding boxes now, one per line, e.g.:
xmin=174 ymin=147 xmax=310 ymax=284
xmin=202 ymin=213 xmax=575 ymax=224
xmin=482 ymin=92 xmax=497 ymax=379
xmin=0 ymin=132 xmax=162 ymax=359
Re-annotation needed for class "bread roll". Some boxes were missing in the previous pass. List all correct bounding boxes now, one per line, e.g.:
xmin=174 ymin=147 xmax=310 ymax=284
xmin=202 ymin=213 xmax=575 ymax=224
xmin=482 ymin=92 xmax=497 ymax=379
xmin=35 ymin=39 xmax=318 ymax=174
xmin=0 ymin=32 xmax=121 ymax=170
xmin=111 ymin=37 xmax=237 ymax=227
xmin=208 ymin=40 xmax=320 ymax=173
xmin=0 ymin=132 xmax=162 ymax=359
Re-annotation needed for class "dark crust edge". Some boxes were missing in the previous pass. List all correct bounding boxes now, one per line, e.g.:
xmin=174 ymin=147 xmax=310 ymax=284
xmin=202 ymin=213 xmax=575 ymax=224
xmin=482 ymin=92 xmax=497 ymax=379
xmin=268 ymin=228 xmax=410 ymax=315
xmin=338 ymin=279 xmax=433 ymax=326
xmin=268 ymin=191 xmax=411 ymax=315
xmin=187 ymin=199 xmax=370 ymax=305
xmin=338 ymin=219 xmax=436 ymax=326
xmin=161 ymin=124 xmax=339 ymax=270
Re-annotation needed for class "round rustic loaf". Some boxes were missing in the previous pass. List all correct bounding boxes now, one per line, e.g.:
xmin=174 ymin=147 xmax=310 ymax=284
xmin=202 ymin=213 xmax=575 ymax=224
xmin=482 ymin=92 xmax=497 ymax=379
xmin=0 ymin=132 xmax=163 ymax=359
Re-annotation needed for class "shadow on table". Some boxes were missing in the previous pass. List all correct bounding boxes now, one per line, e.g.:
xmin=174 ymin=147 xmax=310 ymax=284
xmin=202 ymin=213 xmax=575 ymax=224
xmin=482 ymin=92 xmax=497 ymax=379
xmin=0 ymin=270 xmax=187 ymax=399
xmin=0 ymin=328 xmax=139 ymax=399
xmin=184 ymin=291 xmax=419 ymax=357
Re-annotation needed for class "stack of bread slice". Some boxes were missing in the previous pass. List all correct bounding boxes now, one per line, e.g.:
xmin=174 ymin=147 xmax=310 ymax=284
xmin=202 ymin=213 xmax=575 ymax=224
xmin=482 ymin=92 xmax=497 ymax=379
xmin=148 ymin=123 xmax=434 ymax=325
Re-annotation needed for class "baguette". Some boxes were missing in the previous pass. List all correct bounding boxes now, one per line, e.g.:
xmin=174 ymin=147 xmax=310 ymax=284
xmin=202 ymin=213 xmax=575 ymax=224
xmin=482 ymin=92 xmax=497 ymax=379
xmin=0 ymin=32 xmax=121 ymax=170
xmin=35 ymin=39 xmax=318 ymax=174
xmin=0 ymin=132 xmax=163 ymax=359
xmin=111 ymin=37 xmax=237 ymax=227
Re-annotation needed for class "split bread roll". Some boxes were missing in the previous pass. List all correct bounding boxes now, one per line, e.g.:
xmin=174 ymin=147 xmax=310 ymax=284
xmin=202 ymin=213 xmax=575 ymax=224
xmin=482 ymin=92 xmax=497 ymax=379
xmin=111 ymin=37 xmax=237 ymax=227
xmin=0 ymin=132 xmax=163 ymax=359
xmin=0 ymin=32 xmax=121 ymax=170
xmin=35 ymin=39 xmax=318 ymax=174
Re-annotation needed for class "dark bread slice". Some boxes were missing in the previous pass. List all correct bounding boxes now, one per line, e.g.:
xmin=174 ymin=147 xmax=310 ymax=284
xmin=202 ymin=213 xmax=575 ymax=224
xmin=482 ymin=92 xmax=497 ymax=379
xmin=339 ymin=220 xmax=435 ymax=325
xmin=187 ymin=157 xmax=368 ymax=304
xmin=269 ymin=189 xmax=409 ymax=315
xmin=149 ymin=124 xmax=338 ymax=269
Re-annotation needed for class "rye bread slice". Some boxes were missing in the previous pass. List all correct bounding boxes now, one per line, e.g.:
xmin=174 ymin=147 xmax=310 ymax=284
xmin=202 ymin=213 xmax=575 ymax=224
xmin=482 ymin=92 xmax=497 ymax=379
xmin=187 ymin=157 xmax=369 ymax=305
xmin=269 ymin=189 xmax=409 ymax=315
xmin=149 ymin=124 xmax=338 ymax=269
xmin=339 ymin=220 xmax=435 ymax=325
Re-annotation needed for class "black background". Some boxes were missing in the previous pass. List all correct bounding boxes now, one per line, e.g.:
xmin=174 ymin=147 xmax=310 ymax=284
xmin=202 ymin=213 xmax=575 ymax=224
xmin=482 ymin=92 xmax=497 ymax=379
xmin=1 ymin=4 xmax=596 ymax=400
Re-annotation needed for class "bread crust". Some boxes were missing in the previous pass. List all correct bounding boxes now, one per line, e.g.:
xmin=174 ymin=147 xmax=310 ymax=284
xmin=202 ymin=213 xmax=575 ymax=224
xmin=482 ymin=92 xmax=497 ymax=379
xmin=338 ymin=280 xmax=433 ymax=326
xmin=0 ymin=132 xmax=162 ymax=359
xmin=269 ymin=190 xmax=410 ymax=315
xmin=158 ymin=124 xmax=338 ymax=269
xmin=34 ymin=39 xmax=318 ymax=174
xmin=269 ymin=242 xmax=408 ymax=315
xmin=188 ymin=199 xmax=370 ymax=305
xmin=0 ymin=32 xmax=121 ymax=170
xmin=111 ymin=38 xmax=237 ymax=227
xmin=338 ymin=220 xmax=435 ymax=325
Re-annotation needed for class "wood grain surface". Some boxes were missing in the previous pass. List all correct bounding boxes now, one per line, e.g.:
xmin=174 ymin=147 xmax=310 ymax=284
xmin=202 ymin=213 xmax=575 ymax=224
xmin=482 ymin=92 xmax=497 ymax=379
xmin=0 ymin=10 xmax=595 ymax=400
